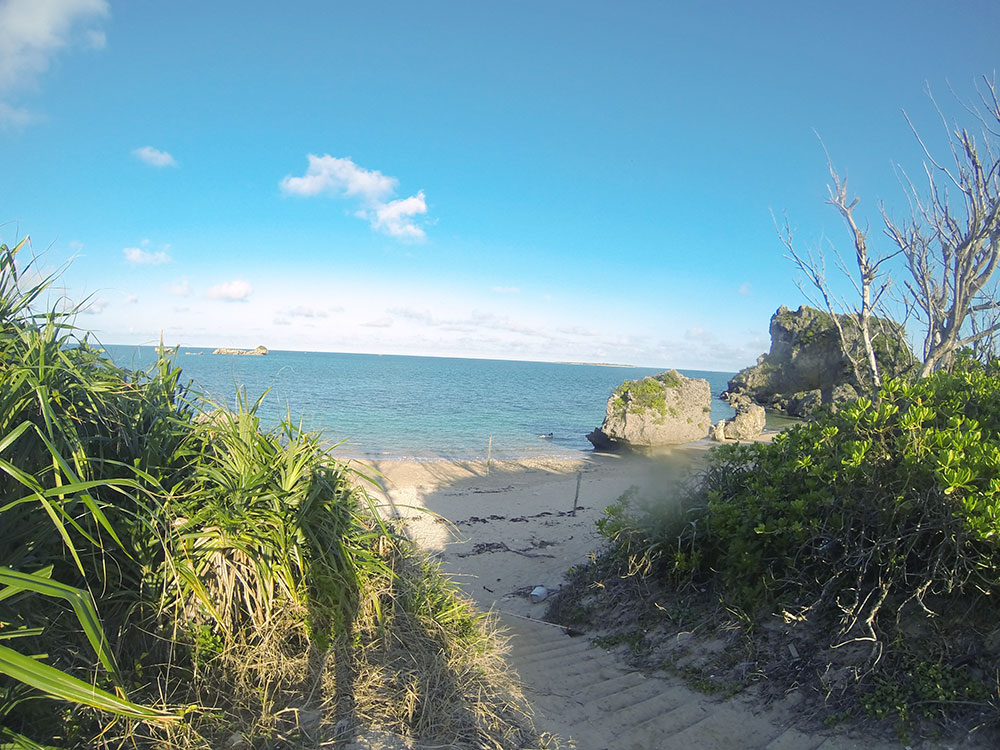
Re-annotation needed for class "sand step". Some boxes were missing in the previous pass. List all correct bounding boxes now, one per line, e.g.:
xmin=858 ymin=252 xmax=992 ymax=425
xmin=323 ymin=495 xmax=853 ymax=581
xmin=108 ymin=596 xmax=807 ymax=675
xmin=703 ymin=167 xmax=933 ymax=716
xmin=574 ymin=670 xmax=650 ymax=702
xmin=517 ymin=641 xmax=596 ymax=670
xmin=506 ymin=629 xmax=582 ymax=658
xmin=586 ymin=680 xmax=669 ymax=715
xmin=814 ymin=737 xmax=875 ymax=749
xmin=766 ymin=727 xmax=825 ymax=750
xmin=613 ymin=691 xmax=703 ymax=730
xmin=662 ymin=704 xmax=790 ymax=749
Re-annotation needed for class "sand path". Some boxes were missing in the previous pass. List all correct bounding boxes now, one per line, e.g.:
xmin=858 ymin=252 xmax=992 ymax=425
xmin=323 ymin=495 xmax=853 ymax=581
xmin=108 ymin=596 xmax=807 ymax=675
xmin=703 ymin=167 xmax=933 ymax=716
xmin=367 ymin=452 xmax=902 ymax=750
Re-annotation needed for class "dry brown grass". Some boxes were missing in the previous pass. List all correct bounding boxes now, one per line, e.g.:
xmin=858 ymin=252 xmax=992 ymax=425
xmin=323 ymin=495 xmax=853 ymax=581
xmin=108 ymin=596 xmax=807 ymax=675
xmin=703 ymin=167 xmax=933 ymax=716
xmin=101 ymin=553 xmax=553 ymax=750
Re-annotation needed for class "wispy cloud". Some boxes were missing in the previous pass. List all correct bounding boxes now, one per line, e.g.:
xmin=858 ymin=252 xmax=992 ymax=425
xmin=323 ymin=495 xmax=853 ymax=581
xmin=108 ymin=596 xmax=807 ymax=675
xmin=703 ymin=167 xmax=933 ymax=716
xmin=285 ymin=305 xmax=338 ymax=319
xmin=361 ymin=317 xmax=394 ymax=328
xmin=124 ymin=294 xmax=138 ymax=304
xmin=0 ymin=101 xmax=36 ymax=127
xmin=169 ymin=279 xmax=190 ymax=297
xmin=492 ymin=286 xmax=520 ymax=294
xmin=78 ymin=297 xmax=107 ymax=315
xmin=0 ymin=0 xmax=110 ymax=126
xmin=132 ymin=145 xmax=177 ymax=168
xmin=280 ymin=154 xmax=428 ymax=239
xmin=208 ymin=280 xmax=252 ymax=302
xmin=738 ymin=282 xmax=752 ymax=296
xmin=124 ymin=246 xmax=171 ymax=265
xmin=390 ymin=306 xmax=559 ymax=341
xmin=273 ymin=304 xmax=339 ymax=327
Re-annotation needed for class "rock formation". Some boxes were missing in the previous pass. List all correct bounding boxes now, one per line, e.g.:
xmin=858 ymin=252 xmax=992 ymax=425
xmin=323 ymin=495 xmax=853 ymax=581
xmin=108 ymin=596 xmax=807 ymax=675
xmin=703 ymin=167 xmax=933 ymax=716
xmin=212 ymin=345 xmax=268 ymax=356
xmin=723 ymin=306 xmax=914 ymax=417
xmin=712 ymin=400 xmax=766 ymax=442
xmin=587 ymin=370 xmax=712 ymax=451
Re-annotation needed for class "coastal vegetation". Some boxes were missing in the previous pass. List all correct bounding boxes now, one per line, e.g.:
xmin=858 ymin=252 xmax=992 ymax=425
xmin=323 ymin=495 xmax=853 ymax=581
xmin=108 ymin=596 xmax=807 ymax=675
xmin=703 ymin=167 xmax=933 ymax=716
xmin=553 ymin=362 xmax=1000 ymax=742
xmin=0 ymin=238 xmax=542 ymax=749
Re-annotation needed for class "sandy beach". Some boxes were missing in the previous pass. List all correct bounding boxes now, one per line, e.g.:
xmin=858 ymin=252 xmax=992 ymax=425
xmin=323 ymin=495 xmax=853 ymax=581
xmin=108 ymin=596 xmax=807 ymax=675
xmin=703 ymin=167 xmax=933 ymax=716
xmin=364 ymin=448 xmax=901 ymax=750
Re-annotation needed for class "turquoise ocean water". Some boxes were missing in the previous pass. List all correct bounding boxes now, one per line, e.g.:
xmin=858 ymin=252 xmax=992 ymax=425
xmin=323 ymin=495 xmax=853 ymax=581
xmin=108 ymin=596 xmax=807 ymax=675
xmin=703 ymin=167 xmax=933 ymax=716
xmin=105 ymin=346 xmax=736 ymax=460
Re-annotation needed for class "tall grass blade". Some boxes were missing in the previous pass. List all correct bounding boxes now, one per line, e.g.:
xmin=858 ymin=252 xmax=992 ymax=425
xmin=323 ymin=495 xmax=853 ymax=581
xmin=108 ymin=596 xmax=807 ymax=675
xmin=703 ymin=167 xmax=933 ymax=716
xmin=0 ymin=568 xmax=119 ymax=677
xmin=0 ymin=727 xmax=60 ymax=750
xmin=0 ymin=645 xmax=178 ymax=721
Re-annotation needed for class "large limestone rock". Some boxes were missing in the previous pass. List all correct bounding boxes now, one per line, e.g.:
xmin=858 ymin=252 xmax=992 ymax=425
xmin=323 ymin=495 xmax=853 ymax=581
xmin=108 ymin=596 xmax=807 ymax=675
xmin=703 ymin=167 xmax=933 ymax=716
xmin=723 ymin=306 xmax=914 ymax=417
xmin=712 ymin=401 xmax=766 ymax=442
xmin=587 ymin=370 xmax=712 ymax=451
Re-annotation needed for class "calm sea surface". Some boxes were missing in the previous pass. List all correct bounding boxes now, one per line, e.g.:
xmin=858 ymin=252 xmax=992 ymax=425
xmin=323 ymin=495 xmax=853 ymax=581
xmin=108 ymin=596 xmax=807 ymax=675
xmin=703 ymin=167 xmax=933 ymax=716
xmin=105 ymin=346 xmax=736 ymax=460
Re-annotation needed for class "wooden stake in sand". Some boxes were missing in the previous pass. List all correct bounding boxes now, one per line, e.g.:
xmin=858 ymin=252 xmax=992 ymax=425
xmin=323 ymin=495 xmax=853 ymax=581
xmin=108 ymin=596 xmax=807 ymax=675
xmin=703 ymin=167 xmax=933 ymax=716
xmin=487 ymin=435 xmax=493 ymax=475
xmin=571 ymin=470 xmax=582 ymax=516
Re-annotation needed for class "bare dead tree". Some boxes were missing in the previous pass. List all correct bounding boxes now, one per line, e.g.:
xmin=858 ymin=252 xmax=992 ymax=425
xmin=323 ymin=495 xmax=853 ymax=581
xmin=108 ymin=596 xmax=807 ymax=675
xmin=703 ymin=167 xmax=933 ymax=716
xmin=779 ymin=154 xmax=898 ymax=391
xmin=884 ymin=76 xmax=1000 ymax=377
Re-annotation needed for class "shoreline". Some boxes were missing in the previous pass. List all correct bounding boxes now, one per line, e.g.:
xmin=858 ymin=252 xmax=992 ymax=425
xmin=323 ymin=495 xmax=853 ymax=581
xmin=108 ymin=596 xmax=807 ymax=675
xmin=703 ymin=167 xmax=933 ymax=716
xmin=364 ymin=447 xmax=712 ymax=610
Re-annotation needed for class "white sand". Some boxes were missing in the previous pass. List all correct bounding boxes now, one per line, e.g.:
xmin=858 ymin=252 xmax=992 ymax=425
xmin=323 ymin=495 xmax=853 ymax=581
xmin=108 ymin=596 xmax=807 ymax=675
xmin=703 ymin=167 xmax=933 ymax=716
xmin=361 ymin=449 xmax=902 ymax=750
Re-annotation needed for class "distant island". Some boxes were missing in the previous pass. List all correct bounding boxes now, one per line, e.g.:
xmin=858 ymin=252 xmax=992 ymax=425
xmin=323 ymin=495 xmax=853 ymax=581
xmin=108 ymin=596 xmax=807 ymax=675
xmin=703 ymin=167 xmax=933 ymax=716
xmin=557 ymin=361 xmax=637 ymax=368
xmin=212 ymin=345 xmax=268 ymax=356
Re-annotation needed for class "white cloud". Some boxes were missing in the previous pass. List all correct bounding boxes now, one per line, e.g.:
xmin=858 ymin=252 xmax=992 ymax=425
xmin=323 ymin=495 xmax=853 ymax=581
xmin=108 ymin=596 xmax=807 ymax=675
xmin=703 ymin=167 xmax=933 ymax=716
xmin=132 ymin=145 xmax=177 ymax=168
xmin=0 ymin=0 xmax=109 ymax=124
xmin=281 ymin=154 xmax=428 ymax=239
xmin=371 ymin=191 xmax=427 ymax=239
xmin=361 ymin=317 xmax=394 ymax=328
xmin=169 ymin=279 xmax=190 ymax=297
xmin=280 ymin=154 xmax=396 ymax=201
xmin=124 ymin=246 xmax=171 ymax=265
xmin=124 ymin=294 xmax=138 ymax=305
xmin=208 ymin=280 xmax=252 ymax=302
xmin=492 ymin=285 xmax=520 ymax=294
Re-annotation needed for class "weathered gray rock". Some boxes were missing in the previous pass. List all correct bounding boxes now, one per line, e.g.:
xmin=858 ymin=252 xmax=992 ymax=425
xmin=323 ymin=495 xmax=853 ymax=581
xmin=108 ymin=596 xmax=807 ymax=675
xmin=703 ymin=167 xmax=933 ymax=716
xmin=711 ymin=420 xmax=728 ymax=442
xmin=787 ymin=389 xmax=822 ymax=418
xmin=712 ymin=402 xmax=767 ymax=442
xmin=723 ymin=306 xmax=914 ymax=417
xmin=725 ymin=402 xmax=766 ymax=440
xmin=587 ymin=370 xmax=712 ymax=451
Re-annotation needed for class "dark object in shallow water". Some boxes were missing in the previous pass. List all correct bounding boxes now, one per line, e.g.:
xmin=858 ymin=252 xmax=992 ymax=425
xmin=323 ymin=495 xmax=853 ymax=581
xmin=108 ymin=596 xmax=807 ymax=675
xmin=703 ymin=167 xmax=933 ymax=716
xmin=539 ymin=432 xmax=554 ymax=438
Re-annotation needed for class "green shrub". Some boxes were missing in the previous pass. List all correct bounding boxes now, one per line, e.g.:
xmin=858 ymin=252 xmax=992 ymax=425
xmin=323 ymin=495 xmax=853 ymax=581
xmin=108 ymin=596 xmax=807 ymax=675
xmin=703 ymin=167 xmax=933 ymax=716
xmin=610 ymin=371 xmax=685 ymax=419
xmin=593 ymin=366 xmax=1000 ymax=729
xmin=686 ymin=370 xmax=1000 ymax=611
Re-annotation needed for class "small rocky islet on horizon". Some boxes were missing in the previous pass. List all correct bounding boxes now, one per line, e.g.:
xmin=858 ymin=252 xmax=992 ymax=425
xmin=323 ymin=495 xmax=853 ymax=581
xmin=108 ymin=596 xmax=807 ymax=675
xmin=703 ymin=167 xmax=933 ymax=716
xmin=587 ymin=304 xmax=915 ymax=451
xmin=211 ymin=344 xmax=269 ymax=356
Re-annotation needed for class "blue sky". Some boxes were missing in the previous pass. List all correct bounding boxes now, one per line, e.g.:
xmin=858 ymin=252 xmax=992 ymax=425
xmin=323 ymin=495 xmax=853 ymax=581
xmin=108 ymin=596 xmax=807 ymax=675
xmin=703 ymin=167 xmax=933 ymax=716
xmin=1 ymin=1 xmax=997 ymax=370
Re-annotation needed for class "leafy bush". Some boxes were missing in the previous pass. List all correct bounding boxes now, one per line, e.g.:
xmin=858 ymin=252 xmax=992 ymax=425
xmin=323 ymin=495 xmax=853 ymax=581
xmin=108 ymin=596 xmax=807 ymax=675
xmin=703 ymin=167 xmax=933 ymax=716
xmin=687 ymin=370 xmax=1000 ymax=617
xmin=592 ymin=367 xmax=1000 ymax=732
